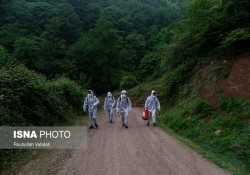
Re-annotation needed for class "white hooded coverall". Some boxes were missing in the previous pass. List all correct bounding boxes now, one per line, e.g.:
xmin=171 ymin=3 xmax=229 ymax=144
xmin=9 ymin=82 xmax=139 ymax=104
xmin=116 ymin=95 xmax=132 ymax=126
xmin=144 ymin=91 xmax=160 ymax=124
xmin=83 ymin=90 xmax=99 ymax=126
xmin=104 ymin=92 xmax=116 ymax=121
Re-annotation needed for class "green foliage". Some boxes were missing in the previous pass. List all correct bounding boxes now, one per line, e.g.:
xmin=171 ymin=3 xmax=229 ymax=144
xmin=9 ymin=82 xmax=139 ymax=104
xmin=24 ymin=2 xmax=55 ymax=32
xmin=0 ymin=23 xmax=28 ymax=51
xmin=190 ymin=98 xmax=213 ymax=117
xmin=163 ymin=64 xmax=186 ymax=98
xmin=120 ymin=74 xmax=138 ymax=90
xmin=81 ymin=2 xmax=101 ymax=31
xmin=160 ymin=0 xmax=250 ymax=72
xmin=159 ymin=97 xmax=250 ymax=174
xmin=138 ymin=52 xmax=161 ymax=80
xmin=220 ymin=28 xmax=250 ymax=49
xmin=101 ymin=0 xmax=180 ymax=37
xmin=0 ymin=63 xmax=83 ymax=126
xmin=49 ymin=76 xmax=83 ymax=112
xmin=122 ymin=33 xmax=146 ymax=71
xmin=13 ymin=37 xmax=44 ymax=71
xmin=1 ymin=0 xmax=249 ymax=95
xmin=218 ymin=98 xmax=250 ymax=117
xmin=0 ymin=0 xmax=182 ymax=89
xmin=134 ymin=85 xmax=144 ymax=97
xmin=162 ymin=60 xmax=197 ymax=102
xmin=162 ymin=0 xmax=224 ymax=67
xmin=210 ymin=65 xmax=231 ymax=81
xmin=41 ymin=17 xmax=66 ymax=59
xmin=0 ymin=45 xmax=11 ymax=68
xmin=66 ymin=17 xmax=123 ymax=94
xmin=0 ymin=150 xmax=28 ymax=173
xmin=0 ymin=63 xmax=48 ymax=126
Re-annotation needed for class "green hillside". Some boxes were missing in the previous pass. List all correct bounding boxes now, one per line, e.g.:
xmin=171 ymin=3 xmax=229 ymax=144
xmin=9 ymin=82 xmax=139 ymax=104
xmin=129 ymin=54 xmax=250 ymax=175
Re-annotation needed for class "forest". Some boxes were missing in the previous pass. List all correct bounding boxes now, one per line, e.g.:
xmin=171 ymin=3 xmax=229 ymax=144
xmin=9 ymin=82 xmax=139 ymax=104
xmin=1 ymin=0 xmax=248 ymax=95
xmin=0 ymin=0 xmax=181 ymax=94
xmin=0 ymin=0 xmax=250 ymax=174
xmin=0 ymin=0 xmax=250 ymax=94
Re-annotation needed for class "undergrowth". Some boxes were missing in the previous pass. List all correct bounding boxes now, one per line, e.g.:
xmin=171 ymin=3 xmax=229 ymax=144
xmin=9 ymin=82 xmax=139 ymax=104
xmin=159 ymin=96 xmax=250 ymax=175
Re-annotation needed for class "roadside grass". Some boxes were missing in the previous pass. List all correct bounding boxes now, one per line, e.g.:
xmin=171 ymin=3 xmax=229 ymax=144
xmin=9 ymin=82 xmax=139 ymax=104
xmin=158 ymin=121 xmax=246 ymax=175
xmin=158 ymin=97 xmax=250 ymax=175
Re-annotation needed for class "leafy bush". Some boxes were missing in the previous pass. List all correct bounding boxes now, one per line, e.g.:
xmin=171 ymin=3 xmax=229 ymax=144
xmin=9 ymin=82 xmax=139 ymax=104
xmin=190 ymin=98 xmax=213 ymax=117
xmin=0 ymin=63 xmax=83 ymax=126
xmin=0 ymin=63 xmax=84 ymax=172
xmin=220 ymin=28 xmax=250 ymax=49
xmin=49 ymin=77 xmax=83 ymax=113
xmin=138 ymin=52 xmax=161 ymax=80
xmin=120 ymin=74 xmax=138 ymax=89
xmin=162 ymin=62 xmax=195 ymax=102
xmin=0 ymin=63 xmax=48 ymax=125
xmin=0 ymin=46 xmax=12 ymax=68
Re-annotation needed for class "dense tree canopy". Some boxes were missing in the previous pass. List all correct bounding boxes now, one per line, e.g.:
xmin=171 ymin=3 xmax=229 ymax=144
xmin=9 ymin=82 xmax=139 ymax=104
xmin=0 ymin=0 xmax=182 ymax=94
xmin=0 ymin=0 xmax=249 ymax=94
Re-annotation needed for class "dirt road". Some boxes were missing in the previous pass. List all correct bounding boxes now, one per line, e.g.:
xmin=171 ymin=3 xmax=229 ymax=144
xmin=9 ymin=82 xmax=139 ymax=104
xmin=16 ymin=108 xmax=230 ymax=175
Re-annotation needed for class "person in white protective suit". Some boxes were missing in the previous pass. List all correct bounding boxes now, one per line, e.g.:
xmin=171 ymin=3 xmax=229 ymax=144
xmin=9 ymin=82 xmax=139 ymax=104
xmin=116 ymin=90 xmax=132 ymax=128
xmin=104 ymin=92 xmax=116 ymax=123
xmin=144 ymin=90 xmax=160 ymax=127
xmin=83 ymin=90 xmax=99 ymax=129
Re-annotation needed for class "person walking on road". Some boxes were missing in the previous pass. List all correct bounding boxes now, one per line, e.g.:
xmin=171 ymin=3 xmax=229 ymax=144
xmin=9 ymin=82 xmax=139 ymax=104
xmin=83 ymin=90 xmax=99 ymax=129
xmin=104 ymin=92 xmax=116 ymax=123
xmin=116 ymin=90 xmax=132 ymax=128
xmin=144 ymin=90 xmax=160 ymax=127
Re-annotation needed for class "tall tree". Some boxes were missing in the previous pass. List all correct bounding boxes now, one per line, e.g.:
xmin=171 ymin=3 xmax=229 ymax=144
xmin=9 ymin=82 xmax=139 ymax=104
xmin=41 ymin=17 xmax=75 ymax=76
xmin=13 ymin=37 xmax=44 ymax=71
xmin=123 ymin=33 xmax=146 ymax=71
xmin=0 ymin=45 xmax=11 ymax=68
xmin=67 ymin=17 xmax=123 ymax=94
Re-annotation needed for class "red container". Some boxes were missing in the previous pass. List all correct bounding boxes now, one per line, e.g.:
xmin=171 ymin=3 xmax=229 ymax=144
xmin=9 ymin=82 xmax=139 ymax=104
xmin=142 ymin=108 xmax=149 ymax=120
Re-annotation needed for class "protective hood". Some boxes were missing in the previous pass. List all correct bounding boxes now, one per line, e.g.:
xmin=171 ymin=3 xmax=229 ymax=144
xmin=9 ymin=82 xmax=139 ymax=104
xmin=107 ymin=92 xmax=112 ymax=97
xmin=87 ymin=90 xmax=94 ymax=98
xmin=121 ymin=90 xmax=127 ymax=98
xmin=121 ymin=90 xmax=126 ymax=94
xmin=151 ymin=90 xmax=156 ymax=96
